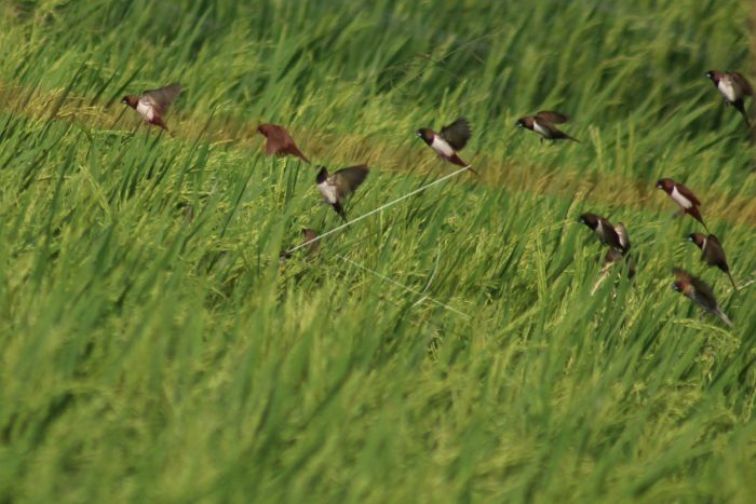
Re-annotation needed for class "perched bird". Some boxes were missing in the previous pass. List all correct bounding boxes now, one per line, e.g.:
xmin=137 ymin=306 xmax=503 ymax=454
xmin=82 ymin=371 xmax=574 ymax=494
xmin=300 ymin=228 xmax=320 ymax=256
xmin=280 ymin=228 xmax=320 ymax=261
xmin=672 ymin=268 xmax=732 ymax=327
xmin=316 ymin=165 xmax=369 ymax=221
xmin=655 ymin=178 xmax=708 ymax=231
xmin=257 ymin=124 xmax=310 ymax=163
xmin=688 ymin=233 xmax=737 ymax=290
xmin=706 ymin=70 xmax=753 ymax=127
xmin=516 ymin=111 xmax=578 ymax=142
xmin=416 ymin=117 xmax=477 ymax=173
xmin=121 ymin=83 xmax=182 ymax=132
xmin=578 ymin=213 xmax=627 ymax=252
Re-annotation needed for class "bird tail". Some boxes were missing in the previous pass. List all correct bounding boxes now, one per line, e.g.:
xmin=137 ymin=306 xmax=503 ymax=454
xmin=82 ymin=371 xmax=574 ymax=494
xmin=689 ymin=207 xmax=709 ymax=232
xmin=727 ymin=271 xmax=738 ymax=291
xmin=333 ymin=201 xmax=347 ymax=222
xmin=734 ymin=99 xmax=751 ymax=128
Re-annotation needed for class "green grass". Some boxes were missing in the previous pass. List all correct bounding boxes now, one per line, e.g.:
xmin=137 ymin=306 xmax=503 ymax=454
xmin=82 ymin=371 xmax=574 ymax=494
xmin=0 ymin=0 xmax=755 ymax=502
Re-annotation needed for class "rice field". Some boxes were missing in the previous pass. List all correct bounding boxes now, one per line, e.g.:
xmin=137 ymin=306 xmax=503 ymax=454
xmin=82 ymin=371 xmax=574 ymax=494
xmin=0 ymin=0 xmax=754 ymax=502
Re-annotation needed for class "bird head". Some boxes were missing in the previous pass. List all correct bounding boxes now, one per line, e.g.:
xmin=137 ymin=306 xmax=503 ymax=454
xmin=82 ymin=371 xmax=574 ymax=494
xmin=655 ymin=178 xmax=673 ymax=193
xmin=688 ymin=233 xmax=706 ymax=248
xmin=416 ymin=128 xmax=433 ymax=144
xmin=315 ymin=166 xmax=328 ymax=184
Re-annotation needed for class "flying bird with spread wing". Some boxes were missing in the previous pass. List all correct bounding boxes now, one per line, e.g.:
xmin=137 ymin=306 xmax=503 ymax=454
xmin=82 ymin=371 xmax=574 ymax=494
xmin=416 ymin=117 xmax=477 ymax=174
xmin=316 ymin=165 xmax=369 ymax=221
xmin=121 ymin=83 xmax=182 ymax=132
xmin=516 ymin=111 xmax=578 ymax=142
xmin=706 ymin=70 xmax=753 ymax=127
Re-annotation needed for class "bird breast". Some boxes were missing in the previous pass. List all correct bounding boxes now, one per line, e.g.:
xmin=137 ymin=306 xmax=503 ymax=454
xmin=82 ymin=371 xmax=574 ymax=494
xmin=670 ymin=186 xmax=693 ymax=209
xmin=136 ymin=100 xmax=156 ymax=121
xmin=430 ymin=136 xmax=455 ymax=157
xmin=318 ymin=180 xmax=339 ymax=204
xmin=718 ymin=78 xmax=738 ymax=102
xmin=532 ymin=121 xmax=550 ymax=137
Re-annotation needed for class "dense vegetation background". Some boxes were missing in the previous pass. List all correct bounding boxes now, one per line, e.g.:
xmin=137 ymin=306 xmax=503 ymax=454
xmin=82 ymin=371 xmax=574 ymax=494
xmin=0 ymin=0 xmax=754 ymax=502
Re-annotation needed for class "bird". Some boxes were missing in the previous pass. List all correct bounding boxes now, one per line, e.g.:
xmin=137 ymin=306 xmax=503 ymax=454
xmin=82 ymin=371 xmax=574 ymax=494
xmin=300 ymin=228 xmax=320 ymax=256
xmin=416 ymin=117 xmax=477 ymax=174
xmin=316 ymin=165 xmax=369 ymax=221
xmin=687 ymin=233 xmax=737 ymax=290
xmin=280 ymin=228 xmax=320 ymax=261
xmin=257 ymin=124 xmax=310 ymax=163
xmin=516 ymin=111 xmax=578 ymax=142
xmin=706 ymin=70 xmax=753 ymax=127
xmin=672 ymin=268 xmax=732 ymax=327
xmin=121 ymin=83 xmax=182 ymax=132
xmin=578 ymin=213 xmax=627 ymax=252
xmin=655 ymin=178 xmax=708 ymax=231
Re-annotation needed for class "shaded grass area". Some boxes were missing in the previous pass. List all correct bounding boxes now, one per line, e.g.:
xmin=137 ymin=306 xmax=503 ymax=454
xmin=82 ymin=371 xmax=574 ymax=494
xmin=0 ymin=0 xmax=755 ymax=502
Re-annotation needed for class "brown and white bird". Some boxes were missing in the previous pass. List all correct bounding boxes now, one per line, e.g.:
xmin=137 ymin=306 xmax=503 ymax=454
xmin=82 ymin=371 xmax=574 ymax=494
xmin=672 ymin=268 xmax=732 ymax=327
xmin=121 ymin=83 xmax=182 ymax=132
xmin=579 ymin=213 xmax=628 ymax=253
xmin=257 ymin=124 xmax=310 ymax=163
xmin=316 ymin=165 xmax=369 ymax=221
xmin=688 ymin=233 xmax=737 ymax=290
xmin=516 ymin=111 xmax=578 ymax=142
xmin=655 ymin=178 xmax=708 ymax=231
xmin=416 ymin=117 xmax=476 ymax=173
xmin=706 ymin=70 xmax=753 ymax=127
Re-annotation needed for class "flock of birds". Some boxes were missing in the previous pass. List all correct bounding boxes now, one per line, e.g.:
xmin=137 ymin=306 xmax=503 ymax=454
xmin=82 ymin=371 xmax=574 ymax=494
xmin=119 ymin=69 xmax=752 ymax=327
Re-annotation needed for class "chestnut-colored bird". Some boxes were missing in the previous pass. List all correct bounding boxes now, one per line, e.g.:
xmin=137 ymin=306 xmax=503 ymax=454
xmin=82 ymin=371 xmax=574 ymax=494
xmin=417 ymin=117 xmax=477 ymax=174
xmin=706 ymin=70 xmax=753 ymax=127
xmin=516 ymin=111 xmax=578 ymax=142
xmin=688 ymin=233 xmax=737 ymax=290
xmin=655 ymin=178 xmax=709 ymax=231
xmin=121 ymin=83 xmax=182 ymax=132
xmin=316 ymin=165 xmax=369 ymax=221
xmin=672 ymin=268 xmax=732 ymax=327
xmin=280 ymin=228 xmax=320 ymax=261
xmin=257 ymin=124 xmax=310 ymax=163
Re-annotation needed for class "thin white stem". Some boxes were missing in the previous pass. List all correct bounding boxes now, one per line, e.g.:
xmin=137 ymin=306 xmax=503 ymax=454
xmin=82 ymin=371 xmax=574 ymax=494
xmin=284 ymin=165 xmax=473 ymax=255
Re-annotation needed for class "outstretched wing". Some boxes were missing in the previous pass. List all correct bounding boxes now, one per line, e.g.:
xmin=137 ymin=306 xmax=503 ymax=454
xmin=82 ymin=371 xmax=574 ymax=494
xmin=439 ymin=117 xmax=471 ymax=151
xmin=334 ymin=165 xmax=369 ymax=195
xmin=143 ymin=83 xmax=182 ymax=113
xmin=535 ymin=110 xmax=569 ymax=124
xmin=731 ymin=72 xmax=753 ymax=96
xmin=614 ymin=223 xmax=631 ymax=252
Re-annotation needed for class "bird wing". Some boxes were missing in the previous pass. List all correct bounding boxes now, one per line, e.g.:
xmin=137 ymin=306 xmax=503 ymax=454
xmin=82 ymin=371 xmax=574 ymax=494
xmin=689 ymin=275 xmax=718 ymax=311
xmin=143 ymin=83 xmax=182 ymax=113
xmin=731 ymin=72 xmax=753 ymax=96
xmin=333 ymin=165 xmax=369 ymax=196
xmin=675 ymin=183 xmax=701 ymax=206
xmin=439 ymin=118 xmax=471 ymax=151
xmin=614 ymin=223 xmax=631 ymax=252
xmin=535 ymin=110 xmax=569 ymax=124
xmin=705 ymin=234 xmax=727 ymax=262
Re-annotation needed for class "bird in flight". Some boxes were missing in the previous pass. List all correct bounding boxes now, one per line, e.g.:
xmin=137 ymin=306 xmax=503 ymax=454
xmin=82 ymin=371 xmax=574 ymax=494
xmin=516 ymin=111 xmax=578 ymax=143
xmin=416 ymin=117 xmax=477 ymax=174
xmin=706 ymin=70 xmax=753 ymax=127
xmin=257 ymin=123 xmax=310 ymax=163
xmin=316 ymin=165 xmax=369 ymax=221
xmin=121 ymin=83 xmax=182 ymax=132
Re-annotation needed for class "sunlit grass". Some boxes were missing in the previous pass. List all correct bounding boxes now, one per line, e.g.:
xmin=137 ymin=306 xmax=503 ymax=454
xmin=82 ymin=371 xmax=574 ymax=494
xmin=0 ymin=0 xmax=754 ymax=502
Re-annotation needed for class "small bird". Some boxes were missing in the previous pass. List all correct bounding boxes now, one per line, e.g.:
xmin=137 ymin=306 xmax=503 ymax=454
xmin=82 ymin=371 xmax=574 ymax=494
xmin=688 ymin=233 xmax=737 ymax=290
xmin=257 ymin=124 xmax=310 ymax=163
xmin=121 ymin=83 xmax=182 ymax=132
xmin=316 ymin=165 xmax=369 ymax=221
xmin=516 ymin=111 xmax=578 ymax=142
xmin=300 ymin=228 xmax=320 ymax=256
xmin=280 ymin=228 xmax=320 ymax=261
xmin=655 ymin=178 xmax=708 ymax=231
xmin=416 ymin=117 xmax=477 ymax=173
xmin=672 ymin=268 xmax=732 ymax=327
xmin=578 ymin=213 xmax=627 ymax=252
xmin=706 ymin=70 xmax=753 ymax=127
